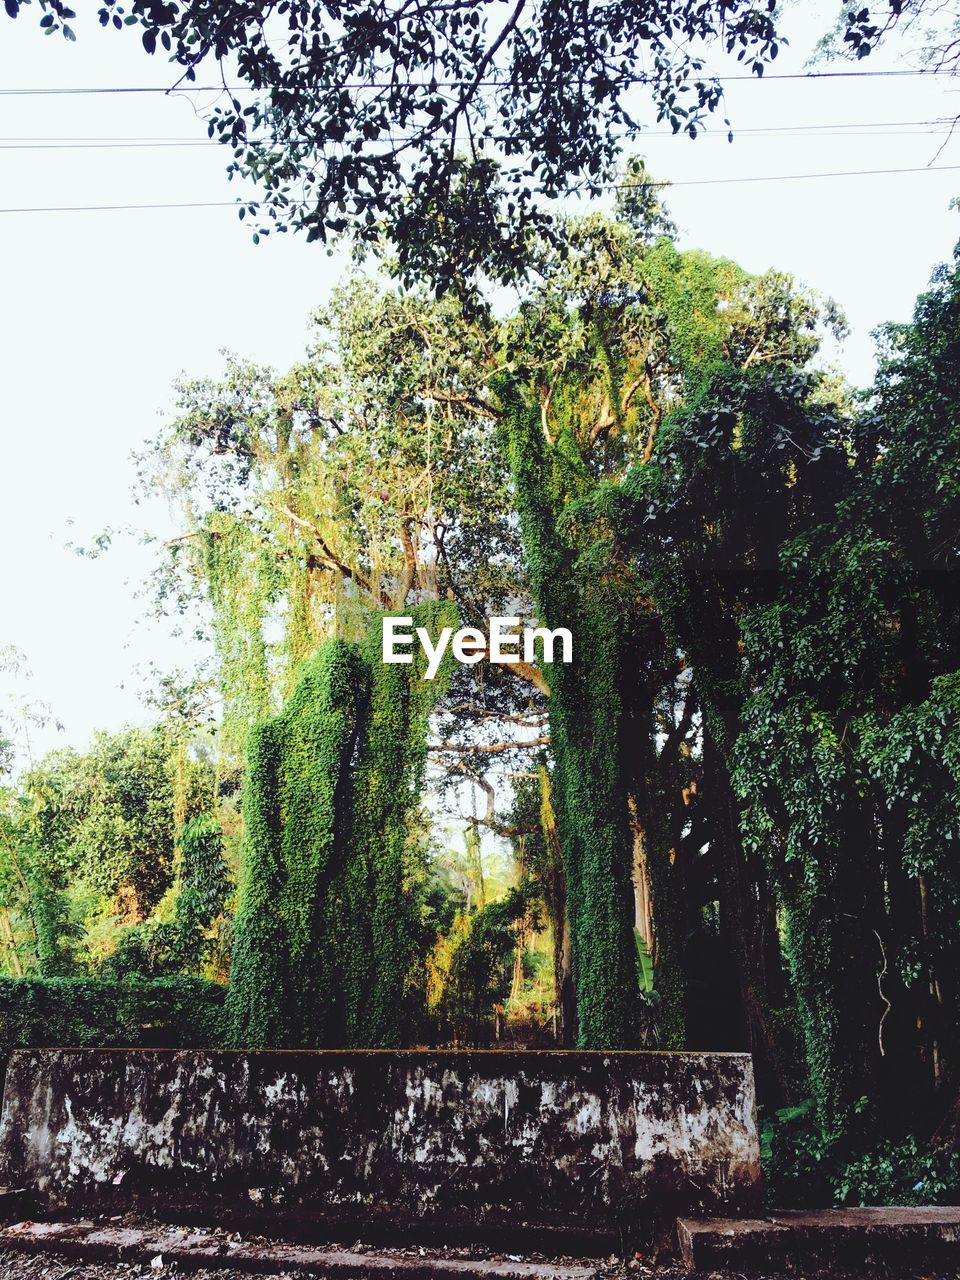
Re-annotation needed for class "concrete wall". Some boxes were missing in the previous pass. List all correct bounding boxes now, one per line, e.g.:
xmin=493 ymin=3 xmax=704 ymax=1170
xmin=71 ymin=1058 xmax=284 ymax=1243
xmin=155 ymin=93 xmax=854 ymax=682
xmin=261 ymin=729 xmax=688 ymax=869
xmin=0 ymin=1049 xmax=761 ymax=1248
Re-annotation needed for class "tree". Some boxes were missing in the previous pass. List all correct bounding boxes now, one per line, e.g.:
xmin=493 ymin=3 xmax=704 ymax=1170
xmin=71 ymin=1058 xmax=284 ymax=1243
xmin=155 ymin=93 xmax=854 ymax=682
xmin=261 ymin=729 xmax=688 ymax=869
xmin=225 ymin=602 xmax=457 ymax=1048
xmin=0 ymin=0 xmax=788 ymax=292
xmin=730 ymin=244 xmax=960 ymax=1144
xmin=17 ymin=726 xmax=216 ymax=973
xmin=143 ymin=283 xmax=531 ymax=747
xmin=486 ymin=191 xmax=844 ymax=1051
xmin=592 ymin=235 xmax=960 ymax=1149
xmin=8 ymin=2 xmax=936 ymax=288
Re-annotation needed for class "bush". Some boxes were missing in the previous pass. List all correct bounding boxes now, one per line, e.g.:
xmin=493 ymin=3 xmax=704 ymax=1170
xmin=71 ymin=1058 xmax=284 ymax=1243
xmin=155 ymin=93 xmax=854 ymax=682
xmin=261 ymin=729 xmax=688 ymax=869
xmin=833 ymin=1137 xmax=960 ymax=1207
xmin=761 ymin=1098 xmax=833 ymax=1208
xmin=762 ymin=1098 xmax=960 ymax=1208
xmin=0 ymin=976 xmax=226 ymax=1067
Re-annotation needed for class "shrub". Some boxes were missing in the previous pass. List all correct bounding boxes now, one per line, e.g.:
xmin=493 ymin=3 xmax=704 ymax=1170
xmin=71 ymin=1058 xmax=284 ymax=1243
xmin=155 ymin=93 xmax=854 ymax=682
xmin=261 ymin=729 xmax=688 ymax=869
xmin=762 ymin=1098 xmax=960 ymax=1208
xmin=0 ymin=976 xmax=225 ymax=1069
xmin=833 ymin=1137 xmax=960 ymax=1208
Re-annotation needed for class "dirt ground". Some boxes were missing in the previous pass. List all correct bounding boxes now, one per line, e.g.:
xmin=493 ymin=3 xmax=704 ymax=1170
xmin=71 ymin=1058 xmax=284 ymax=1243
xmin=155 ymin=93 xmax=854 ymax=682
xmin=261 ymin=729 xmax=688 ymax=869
xmin=0 ymin=1250 xmax=686 ymax=1280
xmin=0 ymin=1258 xmax=292 ymax=1278
xmin=4 ymin=1249 xmax=960 ymax=1280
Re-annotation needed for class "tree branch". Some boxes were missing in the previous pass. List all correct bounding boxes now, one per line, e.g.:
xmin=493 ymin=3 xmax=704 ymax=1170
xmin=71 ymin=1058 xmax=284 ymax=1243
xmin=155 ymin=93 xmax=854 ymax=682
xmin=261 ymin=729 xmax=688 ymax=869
xmin=429 ymin=735 xmax=550 ymax=756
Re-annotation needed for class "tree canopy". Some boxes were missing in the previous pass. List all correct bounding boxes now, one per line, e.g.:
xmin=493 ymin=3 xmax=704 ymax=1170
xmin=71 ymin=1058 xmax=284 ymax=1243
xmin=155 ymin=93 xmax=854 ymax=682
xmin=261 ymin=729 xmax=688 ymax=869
xmin=2 ymin=0 xmax=926 ymax=291
xmin=2 ymin=96 xmax=960 ymax=1204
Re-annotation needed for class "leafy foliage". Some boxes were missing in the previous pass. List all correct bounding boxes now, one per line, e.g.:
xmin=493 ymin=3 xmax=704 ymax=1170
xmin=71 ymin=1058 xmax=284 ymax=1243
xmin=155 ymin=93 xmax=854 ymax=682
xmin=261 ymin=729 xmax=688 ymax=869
xmin=5 ymin=0 xmax=786 ymax=291
xmin=227 ymin=602 xmax=457 ymax=1048
xmin=144 ymin=285 xmax=525 ymax=761
xmin=431 ymin=886 xmax=537 ymax=1046
xmin=24 ymin=727 xmax=212 ymax=926
xmin=0 ymin=975 xmax=225 ymax=1067
xmin=5 ymin=1 xmax=927 ymax=294
xmin=763 ymin=1099 xmax=960 ymax=1210
xmin=100 ymin=814 xmax=232 ymax=980
xmin=492 ymin=199 xmax=842 ymax=1051
xmin=497 ymin=380 xmax=644 ymax=1048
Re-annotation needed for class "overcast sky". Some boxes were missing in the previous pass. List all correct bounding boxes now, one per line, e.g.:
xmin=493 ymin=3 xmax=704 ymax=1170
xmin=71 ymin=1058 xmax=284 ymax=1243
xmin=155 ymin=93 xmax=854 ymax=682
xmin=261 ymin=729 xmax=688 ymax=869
xmin=1 ymin=0 xmax=959 ymax=763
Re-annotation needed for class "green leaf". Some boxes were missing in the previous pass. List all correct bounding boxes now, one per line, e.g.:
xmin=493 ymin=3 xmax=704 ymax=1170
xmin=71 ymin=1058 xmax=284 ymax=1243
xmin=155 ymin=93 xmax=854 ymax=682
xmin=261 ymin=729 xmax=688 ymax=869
xmin=633 ymin=928 xmax=654 ymax=993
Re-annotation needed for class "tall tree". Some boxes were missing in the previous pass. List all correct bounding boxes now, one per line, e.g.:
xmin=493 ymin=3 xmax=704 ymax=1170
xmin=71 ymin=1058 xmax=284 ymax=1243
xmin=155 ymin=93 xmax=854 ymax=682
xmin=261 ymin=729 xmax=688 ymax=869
xmin=481 ymin=187 xmax=844 ymax=1050
xmin=601 ymin=240 xmax=960 ymax=1144
xmin=4 ymin=0 xmax=787 ymax=292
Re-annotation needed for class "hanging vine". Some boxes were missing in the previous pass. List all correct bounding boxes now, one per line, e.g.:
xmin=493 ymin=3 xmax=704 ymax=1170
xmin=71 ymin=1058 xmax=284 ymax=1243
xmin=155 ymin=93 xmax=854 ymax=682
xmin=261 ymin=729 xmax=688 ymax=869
xmin=227 ymin=602 xmax=456 ymax=1048
xmin=496 ymin=377 xmax=642 ymax=1049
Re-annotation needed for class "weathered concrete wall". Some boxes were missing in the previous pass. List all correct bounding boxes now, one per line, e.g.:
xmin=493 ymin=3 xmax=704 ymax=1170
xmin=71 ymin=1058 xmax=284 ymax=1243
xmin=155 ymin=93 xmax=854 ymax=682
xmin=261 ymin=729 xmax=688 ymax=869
xmin=0 ymin=1049 xmax=761 ymax=1247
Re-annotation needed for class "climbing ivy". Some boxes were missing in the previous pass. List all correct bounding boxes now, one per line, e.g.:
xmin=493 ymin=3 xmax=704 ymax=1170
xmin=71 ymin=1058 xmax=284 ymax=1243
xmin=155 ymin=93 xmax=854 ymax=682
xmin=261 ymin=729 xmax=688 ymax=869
xmin=340 ymin=603 xmax=458 ymax=1044
xmin=497 ymin=378 xmax=642 ymax=1049
xmin=493 ymin=205 xmax=846 ymax=1052
xmin=171 ymin=815 xmax=232 ymax=972
xmin=227 ymin=602 xmax=456 ymax=1048
xmin=0 ymin=976 xmax=226 ymax=1066
xmin=226 ymin=636 xmax=363 ymax=1048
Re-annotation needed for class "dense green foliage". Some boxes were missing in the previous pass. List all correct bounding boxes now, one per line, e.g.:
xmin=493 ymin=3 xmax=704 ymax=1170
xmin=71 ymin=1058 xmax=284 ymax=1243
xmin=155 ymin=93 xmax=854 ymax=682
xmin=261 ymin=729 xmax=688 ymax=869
xmin=0 ymin=727 xmax=222 ymax=981
xmin=226 ymin=638 xmax=363 ymax=1049
xmin=102 ymin=814 xmax=232 ymax=981
xmin=3 ymin=153 xmax=960 ymax=1209
xmin=497 ymin=381 xmax=643 ymax=1049
xmin=764 ymin=1101 xmax=960 ymax=1209
xmin=227 ymin=603 xmax=457 ymax=1048
xmin=432 ymin=886 xmax=538 ymax=1046
xmin=586 ymin=242 xmax=960 ymax=1162
xmin=490 ymin=200 xmax=841 ymax=1055
xmin=0 ymin=975 xmax=225 ymax=1065
xmin=26 ymin=726 xmax=211 ymax=924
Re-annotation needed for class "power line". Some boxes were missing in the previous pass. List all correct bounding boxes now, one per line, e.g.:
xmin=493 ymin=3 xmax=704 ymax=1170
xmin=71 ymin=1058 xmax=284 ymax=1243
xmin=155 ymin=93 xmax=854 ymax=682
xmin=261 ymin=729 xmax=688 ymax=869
xmin=0 ymin=118 xmax=956 ymax=151
xmin=0 ymin=199 xmax=243 ymax=213
xmin=1 ymin=120 xmax=957 ymax=148
xmin=1 ymin=128 xmax=956 ymax=150
xmin=643 ymin=162 xmax=960 ymax=187
xmin=0 ymin=116 xmax=951 ymax=141
xmin=1 ymin=162 xmax=958 ymax=215
xmin=0 ymin=67 xmax=955 ymax=96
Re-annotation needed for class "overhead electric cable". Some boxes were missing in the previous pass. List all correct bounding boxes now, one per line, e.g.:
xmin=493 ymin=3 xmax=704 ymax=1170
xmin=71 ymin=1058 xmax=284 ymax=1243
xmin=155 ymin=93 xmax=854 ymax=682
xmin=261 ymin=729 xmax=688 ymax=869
xmin=0 ymin=119 xmax=956 ymax=149
xmin=0 ymin=67 xmax=955 ymax=95
xmin=1 ymin=116 xmax=955 ymax=142
xmin=1 ymin=162 xmax=958 ymax=215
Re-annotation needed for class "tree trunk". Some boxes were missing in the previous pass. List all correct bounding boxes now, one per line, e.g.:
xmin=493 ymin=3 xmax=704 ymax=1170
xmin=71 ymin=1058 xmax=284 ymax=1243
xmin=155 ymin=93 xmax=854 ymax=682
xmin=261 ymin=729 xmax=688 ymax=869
xmin=0 ymin=908 xmax=22 ymax=977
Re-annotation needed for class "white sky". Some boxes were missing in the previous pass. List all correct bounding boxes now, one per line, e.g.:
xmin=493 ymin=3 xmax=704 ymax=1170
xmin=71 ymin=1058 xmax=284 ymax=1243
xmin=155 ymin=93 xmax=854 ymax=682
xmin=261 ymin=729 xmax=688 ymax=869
xmin=1 ymin=0 xmax=959 ymax=763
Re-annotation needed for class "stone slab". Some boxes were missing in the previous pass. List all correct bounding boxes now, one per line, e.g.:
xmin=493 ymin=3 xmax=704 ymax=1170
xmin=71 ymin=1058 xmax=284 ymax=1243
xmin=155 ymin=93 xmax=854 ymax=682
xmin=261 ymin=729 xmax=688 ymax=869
xmin=0 ymin=1049 xmax=760 ymax=1244
xmin=0 ymin=1219 xmax=601 ymax=1279
xmin=677 ymin=1206 xmax=960 ymax=1270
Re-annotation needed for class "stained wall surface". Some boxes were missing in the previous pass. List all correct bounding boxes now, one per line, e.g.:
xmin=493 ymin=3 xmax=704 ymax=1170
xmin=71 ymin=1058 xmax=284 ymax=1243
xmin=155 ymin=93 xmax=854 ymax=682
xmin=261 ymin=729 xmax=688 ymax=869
xmin=0 ymin=1049 xmax=762 ymax=1245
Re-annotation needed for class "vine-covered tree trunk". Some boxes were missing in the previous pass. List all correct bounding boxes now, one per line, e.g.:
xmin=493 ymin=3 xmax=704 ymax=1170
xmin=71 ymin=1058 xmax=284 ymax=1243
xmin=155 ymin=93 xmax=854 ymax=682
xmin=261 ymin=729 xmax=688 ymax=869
xmin=704 ymin=735 xmax=796 ymax=1108
xmin=226 ymin=607 xmax=456 ymax=1049
xmin=776 ymin=818 xmax=884 ymax=1145
xmin=226 ymin=640 xmax=363 ymax=1048
xmin=343 ymin=605 xmax=458 ymax=1046
xmin=498 ymin=381 xmax=642 ymax=1048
